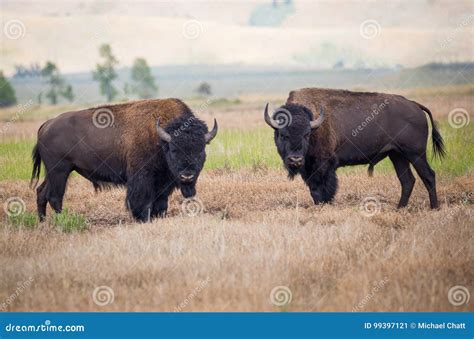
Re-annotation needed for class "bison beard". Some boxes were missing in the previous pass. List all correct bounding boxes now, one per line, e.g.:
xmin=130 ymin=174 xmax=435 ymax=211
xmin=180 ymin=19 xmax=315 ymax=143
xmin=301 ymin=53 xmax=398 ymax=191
xmin=31 ymin=99 xmax=217 ymax=222
xmin=265 ymin=88 xmax=445 ymax=209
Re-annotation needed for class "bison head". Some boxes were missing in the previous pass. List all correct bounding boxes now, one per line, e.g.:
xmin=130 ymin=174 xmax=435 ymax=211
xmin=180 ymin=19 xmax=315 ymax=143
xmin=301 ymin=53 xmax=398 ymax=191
xmin=156 ymin=115 xmax=218 ymax=197
xmin=264 ymin=103 xmax=325 ymax=177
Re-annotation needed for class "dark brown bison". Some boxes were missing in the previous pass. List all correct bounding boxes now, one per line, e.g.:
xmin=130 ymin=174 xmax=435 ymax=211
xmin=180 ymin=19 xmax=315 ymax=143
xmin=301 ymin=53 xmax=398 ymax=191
xmin=264 ymin=88 xmax=445 ymax=209
xmin=31 ymin=98 xmax=218 ymax=222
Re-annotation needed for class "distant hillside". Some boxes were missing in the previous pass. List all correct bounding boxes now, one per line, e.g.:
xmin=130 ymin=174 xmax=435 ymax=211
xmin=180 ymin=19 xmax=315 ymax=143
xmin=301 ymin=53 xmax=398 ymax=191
xmin=10 ymin=63 xmax=474 ymax=105
xmin=1 ymin=1 xmax=473 ymax=75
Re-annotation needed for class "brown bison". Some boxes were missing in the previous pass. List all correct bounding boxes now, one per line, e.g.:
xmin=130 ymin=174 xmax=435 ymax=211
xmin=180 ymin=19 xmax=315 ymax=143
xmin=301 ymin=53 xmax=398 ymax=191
xmin=264 ymin=88 xmax=445 ymax=209
xmin=31 ymin=98 xmax=218 ymax=222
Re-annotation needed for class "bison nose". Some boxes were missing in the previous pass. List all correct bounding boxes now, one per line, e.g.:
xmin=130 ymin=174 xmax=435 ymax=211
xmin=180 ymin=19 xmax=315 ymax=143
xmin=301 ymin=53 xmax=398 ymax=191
xmin=179 ymin=173 xmax=195 ymax=183
xmin=288 ymin=156 xmax=303 ymax=167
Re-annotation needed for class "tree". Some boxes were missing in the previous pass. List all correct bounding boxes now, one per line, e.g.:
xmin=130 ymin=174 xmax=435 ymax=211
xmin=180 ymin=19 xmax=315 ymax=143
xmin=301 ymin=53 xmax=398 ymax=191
xmin=0 ymin=71 xmax=17 ymax=107
xmin=41 ymin=61 xmax=74 ymax=105
xmin=93 ymin=44 xmax=118 ymax=102
xmin=130 ymin=58 xmax=157 ymax=99
xmin=62 ymin=84 xmax=74 ymax=102
xmin=196 ymin=82 xmax=212 ymax=96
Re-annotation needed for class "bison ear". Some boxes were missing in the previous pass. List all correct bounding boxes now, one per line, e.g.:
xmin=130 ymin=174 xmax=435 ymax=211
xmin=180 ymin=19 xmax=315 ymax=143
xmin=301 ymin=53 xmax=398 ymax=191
xmin=310 ymin=105 xmax=325 ymax=129
xmin=156 ymin=118 xmax=172 ymax=143
xmin=204 ymin=119 xmax=218 ymax=144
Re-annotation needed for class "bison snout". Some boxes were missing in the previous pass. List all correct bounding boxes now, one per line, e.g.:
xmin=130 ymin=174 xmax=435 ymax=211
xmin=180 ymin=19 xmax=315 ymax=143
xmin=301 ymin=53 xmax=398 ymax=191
xmin=287 ymin=155 xmax=304 ymax=168
xmin=179 ymin=173 xmax=195 ymax=184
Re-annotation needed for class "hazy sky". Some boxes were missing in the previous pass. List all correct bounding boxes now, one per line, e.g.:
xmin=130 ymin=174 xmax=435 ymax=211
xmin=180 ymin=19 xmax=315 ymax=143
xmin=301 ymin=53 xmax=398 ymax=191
xmin=1 ymin=0 xmax=473 ymax=74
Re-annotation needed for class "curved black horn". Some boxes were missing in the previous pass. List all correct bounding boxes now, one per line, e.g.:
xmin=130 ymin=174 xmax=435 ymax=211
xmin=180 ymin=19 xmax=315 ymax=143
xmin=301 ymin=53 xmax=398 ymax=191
xmin=156 ymin=118 xmax=172 ymax=143
xmin=310 ymin=105 xmax=325 ymax=129
xmin=204 ymin=119 xmax=218 ymax=143
xmin=264 ymin=103 xmax=278 ymax=129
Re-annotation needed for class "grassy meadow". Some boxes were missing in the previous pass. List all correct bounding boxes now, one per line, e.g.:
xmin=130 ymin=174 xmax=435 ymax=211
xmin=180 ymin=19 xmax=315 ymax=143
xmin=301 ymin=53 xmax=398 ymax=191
xmin=0 ymin=120 xmax=472 ymax=181
xmin=0 ymin=89 xmax=472 ymax=312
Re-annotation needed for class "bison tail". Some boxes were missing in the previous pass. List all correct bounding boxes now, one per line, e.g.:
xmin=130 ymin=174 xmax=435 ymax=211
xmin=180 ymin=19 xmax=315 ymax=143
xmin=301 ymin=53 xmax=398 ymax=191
xmin=30 ymin=144 xmax=42 ymax=189
xmin=415 ymin=102 xmax=446 ymax=160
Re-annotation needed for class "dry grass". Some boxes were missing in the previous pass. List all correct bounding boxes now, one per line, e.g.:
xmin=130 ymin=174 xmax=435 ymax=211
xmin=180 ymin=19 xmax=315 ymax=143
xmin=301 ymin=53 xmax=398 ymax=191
xmin=0 ymin=170 xmax=472 ymax=312
xmin=0 ymin=91 xmax=472 ymax=312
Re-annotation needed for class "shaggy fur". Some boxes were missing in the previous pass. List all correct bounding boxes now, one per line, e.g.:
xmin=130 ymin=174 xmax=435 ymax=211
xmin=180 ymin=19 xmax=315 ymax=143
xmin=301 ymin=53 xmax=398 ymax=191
xmin=31 ymin=99 xmax=213 ymax=222
xmin=271 ymin=88 xmax=445 ymax=208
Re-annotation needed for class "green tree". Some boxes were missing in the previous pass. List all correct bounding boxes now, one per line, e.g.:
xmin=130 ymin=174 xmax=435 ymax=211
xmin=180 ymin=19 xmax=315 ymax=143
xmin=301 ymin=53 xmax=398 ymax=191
xmin=41 ymin=61 xmax=74 ymax=105
xmin=196 ymin=82 xmax=212 ymax=96
xmin=0 ymin=71 xmax=17 ymax=107
xmin=130 ymin=58 xmax=157 ymax=99
xmin=62 ymin=84 xmax=74 ymax=102
xmin=93 ymin=44 xmax=118 ymax=102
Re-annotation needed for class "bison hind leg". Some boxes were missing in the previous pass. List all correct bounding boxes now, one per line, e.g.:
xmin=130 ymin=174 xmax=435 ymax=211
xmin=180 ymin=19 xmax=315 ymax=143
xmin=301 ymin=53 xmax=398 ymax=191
xmin=46 ymin=169 xmax=72 ymax=214
xmin=406 ymin=153 xmax=438 ymax=209
xmin=36 ymin=180 xmax=48 ymax=221
xmin=389 ymin=152 xmax=416 ymax=208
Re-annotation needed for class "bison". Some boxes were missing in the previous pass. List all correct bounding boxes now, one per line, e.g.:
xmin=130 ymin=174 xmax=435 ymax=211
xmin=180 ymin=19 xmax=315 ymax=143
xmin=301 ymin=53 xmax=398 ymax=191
xmin=264 ymin=88 xmax=445 ymax=209
xmin=31 ymin=98 xmax=218 ymax=222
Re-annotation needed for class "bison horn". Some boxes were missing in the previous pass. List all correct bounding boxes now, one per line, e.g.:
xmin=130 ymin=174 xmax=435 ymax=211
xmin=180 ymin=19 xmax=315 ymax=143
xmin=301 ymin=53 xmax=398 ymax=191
xmin=263 ymin=103 xmax=279 ymax=129
xmin=204 ymin=119 xmax=218 ymax=144
xmin=156 ymin=118 xmax=172 ymax=143
xmin=310 ymin=106 xmax=325 ymax=129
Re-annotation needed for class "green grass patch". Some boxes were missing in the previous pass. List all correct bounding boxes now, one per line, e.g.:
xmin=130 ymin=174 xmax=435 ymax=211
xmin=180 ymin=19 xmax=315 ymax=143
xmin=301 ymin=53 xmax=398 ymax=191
xmin=0 ymin=120 xmax=472 ymax=181
xmin=52 ymin=209 xmax=88 ymax=233
xmin=7 ymin=212 xmax=39 ymax=229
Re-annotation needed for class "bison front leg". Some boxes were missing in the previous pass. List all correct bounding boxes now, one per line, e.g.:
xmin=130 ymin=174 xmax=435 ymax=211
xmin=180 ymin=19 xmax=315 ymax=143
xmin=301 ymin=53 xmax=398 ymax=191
xmin=308 ymin=169 xmax=338 ymax=204
xmin=151 ymin=196 xmax=169 ymax=218
xmin=126 ymin=175 xmax=154 ymax=222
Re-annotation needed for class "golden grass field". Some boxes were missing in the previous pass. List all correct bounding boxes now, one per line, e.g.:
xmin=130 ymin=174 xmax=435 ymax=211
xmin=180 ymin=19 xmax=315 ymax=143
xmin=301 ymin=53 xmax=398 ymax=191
xmin=0 ymin=91 xmax=473 ymax=312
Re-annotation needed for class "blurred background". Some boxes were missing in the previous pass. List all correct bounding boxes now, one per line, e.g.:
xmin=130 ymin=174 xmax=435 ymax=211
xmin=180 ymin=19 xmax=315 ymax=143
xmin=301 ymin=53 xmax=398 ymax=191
xmin=1 ymin=0 xmax=473 ymax=105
